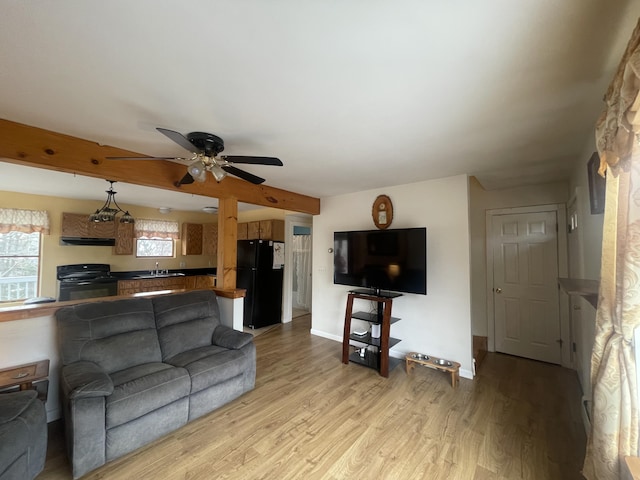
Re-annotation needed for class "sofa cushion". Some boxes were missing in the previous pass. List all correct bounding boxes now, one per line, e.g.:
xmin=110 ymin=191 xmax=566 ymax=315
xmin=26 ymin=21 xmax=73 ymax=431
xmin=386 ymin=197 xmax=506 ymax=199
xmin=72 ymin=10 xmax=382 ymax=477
xmin=106 ymin=363 xmax=191 ymax=429
xmin=57 ymin=297 xmax=161 ymax=374
xmin=167 ymin=346 xmax=251 ymax=394
xmin=152 ymin=291 xmax=221 ymax=360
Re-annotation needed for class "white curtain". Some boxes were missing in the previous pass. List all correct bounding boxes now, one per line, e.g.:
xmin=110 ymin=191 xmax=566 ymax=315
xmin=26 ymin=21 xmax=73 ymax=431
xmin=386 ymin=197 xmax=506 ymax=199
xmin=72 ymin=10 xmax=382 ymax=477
xmin=134 ymin=218 xmax=179 ymax=239
xmin=293 ymin=235 xmax=312 ymax=309
xmin=583 ymin=17 xmax=640 ymax=480
xmin=0 ymin=208 xmax=50 ymax=234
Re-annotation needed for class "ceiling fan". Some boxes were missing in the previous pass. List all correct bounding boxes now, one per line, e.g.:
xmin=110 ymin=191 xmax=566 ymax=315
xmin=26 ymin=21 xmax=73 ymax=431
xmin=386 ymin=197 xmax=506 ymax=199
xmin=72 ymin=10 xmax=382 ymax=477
xmin=107 ymin=128 xmax=283 ymax=186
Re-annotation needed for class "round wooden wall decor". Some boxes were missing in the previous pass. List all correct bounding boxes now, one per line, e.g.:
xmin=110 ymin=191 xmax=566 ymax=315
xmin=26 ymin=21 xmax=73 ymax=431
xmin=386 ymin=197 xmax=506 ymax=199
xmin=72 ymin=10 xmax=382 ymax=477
xmin=372 ymin=194 xmax=393 ymax=229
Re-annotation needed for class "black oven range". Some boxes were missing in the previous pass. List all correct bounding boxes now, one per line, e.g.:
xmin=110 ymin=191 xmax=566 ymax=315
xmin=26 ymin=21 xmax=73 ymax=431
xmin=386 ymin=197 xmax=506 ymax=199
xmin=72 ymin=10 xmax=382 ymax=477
xmin=57 ymin=264 xmax=118 ymax=301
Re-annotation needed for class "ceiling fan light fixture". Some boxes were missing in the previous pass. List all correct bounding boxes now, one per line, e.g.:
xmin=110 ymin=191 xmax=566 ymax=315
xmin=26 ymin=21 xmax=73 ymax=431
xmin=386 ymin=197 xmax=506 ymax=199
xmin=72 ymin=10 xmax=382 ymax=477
xmin=210 ymin=165 xmax=227 ymax=182
xmin=187 ymin=159 xmax=205 ymax=178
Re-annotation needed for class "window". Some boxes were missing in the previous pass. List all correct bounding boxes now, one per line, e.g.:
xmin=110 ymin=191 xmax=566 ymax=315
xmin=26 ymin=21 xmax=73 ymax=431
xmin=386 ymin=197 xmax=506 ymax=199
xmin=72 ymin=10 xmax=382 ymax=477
xmin=136 ymin=238 xmax=174 ymax=257
xmin=0 ymin=208 xmax=49 ymax=303
xmin=0 ymin=231 xmax=41 ymax=302
xmin=134 ymin=218 xmax=179 ymax=258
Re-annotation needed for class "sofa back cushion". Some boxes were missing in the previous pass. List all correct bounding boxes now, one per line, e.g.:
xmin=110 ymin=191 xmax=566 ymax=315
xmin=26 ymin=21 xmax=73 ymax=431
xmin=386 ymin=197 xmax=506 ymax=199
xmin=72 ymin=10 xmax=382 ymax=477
xmin=57 ymin=297 xmax=161 ymax=374
xmin=152 ymin=290 xmax=221 ymax=361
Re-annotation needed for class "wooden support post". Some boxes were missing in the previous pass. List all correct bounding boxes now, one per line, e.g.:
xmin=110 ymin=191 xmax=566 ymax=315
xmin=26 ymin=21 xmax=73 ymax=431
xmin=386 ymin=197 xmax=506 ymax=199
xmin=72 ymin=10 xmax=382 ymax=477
xmin=216 ymin=197 xmax=238 ymax=290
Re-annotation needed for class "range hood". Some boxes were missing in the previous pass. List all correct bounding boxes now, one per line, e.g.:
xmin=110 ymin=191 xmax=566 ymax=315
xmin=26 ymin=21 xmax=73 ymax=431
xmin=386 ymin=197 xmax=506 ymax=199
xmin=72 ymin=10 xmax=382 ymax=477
xmin=60 ymin=237 xmax=116 ymax=246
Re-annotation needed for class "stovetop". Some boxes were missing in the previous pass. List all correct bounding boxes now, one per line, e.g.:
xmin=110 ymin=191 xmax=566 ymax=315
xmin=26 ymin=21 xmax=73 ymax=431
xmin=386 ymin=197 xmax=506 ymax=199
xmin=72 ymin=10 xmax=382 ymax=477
xmin=57 ymin=263 xmax=113 ymax=282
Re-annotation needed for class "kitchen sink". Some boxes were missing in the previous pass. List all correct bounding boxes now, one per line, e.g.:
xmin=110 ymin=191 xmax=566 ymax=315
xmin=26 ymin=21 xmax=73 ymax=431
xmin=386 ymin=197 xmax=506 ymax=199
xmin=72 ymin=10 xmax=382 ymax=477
xmin=134 ymin=273 xmax=186 ymax=279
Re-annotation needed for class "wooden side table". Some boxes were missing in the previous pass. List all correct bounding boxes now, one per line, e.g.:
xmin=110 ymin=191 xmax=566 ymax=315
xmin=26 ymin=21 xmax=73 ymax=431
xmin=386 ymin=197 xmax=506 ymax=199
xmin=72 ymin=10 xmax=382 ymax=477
xmin=405 ymin=353 xmax=460 ymax=388
xmin=0 ymin=359 xmax=49 ymax=401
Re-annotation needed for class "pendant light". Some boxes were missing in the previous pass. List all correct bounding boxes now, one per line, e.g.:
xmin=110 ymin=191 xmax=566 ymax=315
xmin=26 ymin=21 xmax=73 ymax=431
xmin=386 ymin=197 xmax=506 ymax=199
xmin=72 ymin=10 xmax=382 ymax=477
xmin=89 ymin=180 xmax=135 ymax=224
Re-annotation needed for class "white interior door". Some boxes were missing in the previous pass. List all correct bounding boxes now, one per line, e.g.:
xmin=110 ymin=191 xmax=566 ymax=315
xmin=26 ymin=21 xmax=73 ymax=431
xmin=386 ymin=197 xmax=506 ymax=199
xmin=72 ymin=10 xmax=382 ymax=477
xmin=492 ymin=211 xmax=561 ymax=364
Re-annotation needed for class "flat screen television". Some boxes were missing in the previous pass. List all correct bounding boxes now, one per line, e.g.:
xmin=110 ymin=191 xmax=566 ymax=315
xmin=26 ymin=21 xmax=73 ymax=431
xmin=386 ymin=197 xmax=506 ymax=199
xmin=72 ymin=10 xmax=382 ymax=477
xmin=333 ymin=227 xmax=427 ymax=295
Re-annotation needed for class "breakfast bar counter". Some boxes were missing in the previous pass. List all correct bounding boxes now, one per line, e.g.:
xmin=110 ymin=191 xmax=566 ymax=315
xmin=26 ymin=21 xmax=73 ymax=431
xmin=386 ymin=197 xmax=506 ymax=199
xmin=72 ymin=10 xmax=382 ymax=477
xmin=0 ymin=287 xmax=244 ymax=323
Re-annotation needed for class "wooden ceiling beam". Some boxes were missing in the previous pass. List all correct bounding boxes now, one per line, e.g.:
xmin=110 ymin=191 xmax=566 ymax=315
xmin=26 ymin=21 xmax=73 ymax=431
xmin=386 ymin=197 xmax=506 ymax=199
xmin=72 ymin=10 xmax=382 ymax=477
xmin=0 ymin=119 xmax=320 ymax=215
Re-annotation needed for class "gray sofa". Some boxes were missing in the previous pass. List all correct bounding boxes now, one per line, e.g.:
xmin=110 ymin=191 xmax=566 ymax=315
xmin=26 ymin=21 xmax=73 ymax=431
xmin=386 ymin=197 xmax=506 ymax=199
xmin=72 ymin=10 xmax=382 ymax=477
xmin=56 ymin=290 xmax=256 ymax=479
xmin=0 ymin=390 xmax=47 ymax=480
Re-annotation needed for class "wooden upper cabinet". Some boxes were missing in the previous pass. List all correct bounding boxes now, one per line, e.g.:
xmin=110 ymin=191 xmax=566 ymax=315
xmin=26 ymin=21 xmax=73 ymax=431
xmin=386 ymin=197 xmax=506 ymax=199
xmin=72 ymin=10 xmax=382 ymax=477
xmin=259 ymin=220 xmax=285 ymax=241
xmin=238 ymin=222 xmax=248 ymax=240
xmin=182 ymin=223 xmax=203 ymax=255
xmin=202 ymin=223 xmax=218 ymax=256
xmin=61 ymin=213 xmax=89 ymax=237
xmin=236 ymin=219 xmax=285 ymax=241
xmin=61 ymin=213 xmax=115 ymax=238
xmin=247 ymin=221 xmax=260 ymax=240
xmin=114 ymin=222 xmax=134 ymax=255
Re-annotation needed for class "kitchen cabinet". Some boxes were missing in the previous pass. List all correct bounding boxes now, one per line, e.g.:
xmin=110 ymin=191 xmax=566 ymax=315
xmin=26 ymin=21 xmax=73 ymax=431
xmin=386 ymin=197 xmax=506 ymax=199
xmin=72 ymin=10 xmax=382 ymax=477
xmin=247 ymin=221 xmax=261 ymax=240
xmin=182 ymin=223 xmax=203 ymax=255
xmin=238 ymin=223 xmax=248 ymax=240
xmin=236 ymin=219 xmax=285 ymax=241
xmin=113 ymin=222 xmax=134 ymax=255
xmin=117 ymin=276 xmax=187 ymax=296
xmin=259 ymin=220 xmax=285 ymax=241
xmin=61 ymin=212 xmax=115 ymax=238
xmin=202 ymin=223 xmax=218 ymax=256
xmin=184 ymin=275 xmax=216 ymax=290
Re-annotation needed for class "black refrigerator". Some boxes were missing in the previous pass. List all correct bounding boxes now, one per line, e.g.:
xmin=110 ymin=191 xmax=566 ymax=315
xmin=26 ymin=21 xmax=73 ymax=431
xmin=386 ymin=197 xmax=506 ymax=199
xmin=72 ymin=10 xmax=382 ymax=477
xmin=237 ymin=239 xmax=284 ymax=329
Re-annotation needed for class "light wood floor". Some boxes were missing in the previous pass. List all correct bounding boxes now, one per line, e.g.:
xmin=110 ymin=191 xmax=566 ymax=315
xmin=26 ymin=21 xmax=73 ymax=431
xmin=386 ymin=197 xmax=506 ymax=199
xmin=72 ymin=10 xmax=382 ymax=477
xmin=38 ymin=315 xmax=586 ymax=479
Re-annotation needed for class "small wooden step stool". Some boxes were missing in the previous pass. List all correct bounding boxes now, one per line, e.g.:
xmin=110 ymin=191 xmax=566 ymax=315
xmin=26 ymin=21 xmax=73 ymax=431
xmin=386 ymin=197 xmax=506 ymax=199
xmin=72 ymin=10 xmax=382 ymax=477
xmin=405 ymin=353 xmax=460 ymax=388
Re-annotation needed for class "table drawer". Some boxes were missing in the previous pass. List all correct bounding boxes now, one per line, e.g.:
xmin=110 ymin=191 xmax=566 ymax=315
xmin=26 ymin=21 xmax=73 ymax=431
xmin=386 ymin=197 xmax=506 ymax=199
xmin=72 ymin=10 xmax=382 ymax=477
xmin=0 ymin=360 xmax=49 ymax=389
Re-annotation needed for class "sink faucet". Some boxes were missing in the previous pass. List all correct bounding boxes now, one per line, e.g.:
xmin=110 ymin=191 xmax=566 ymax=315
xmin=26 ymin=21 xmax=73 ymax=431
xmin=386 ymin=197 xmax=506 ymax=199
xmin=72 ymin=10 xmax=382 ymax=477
xmin=155 ymin=262 xmax=159 ymax=275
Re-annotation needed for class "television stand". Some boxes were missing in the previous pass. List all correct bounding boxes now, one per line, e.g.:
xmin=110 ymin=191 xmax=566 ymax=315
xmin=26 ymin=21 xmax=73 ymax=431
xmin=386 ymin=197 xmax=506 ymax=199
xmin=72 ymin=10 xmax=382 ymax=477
xmin=342 ymin=291 xmax=402 ymax=377
xmin=348 ymin=288 xmax=402 ymax=299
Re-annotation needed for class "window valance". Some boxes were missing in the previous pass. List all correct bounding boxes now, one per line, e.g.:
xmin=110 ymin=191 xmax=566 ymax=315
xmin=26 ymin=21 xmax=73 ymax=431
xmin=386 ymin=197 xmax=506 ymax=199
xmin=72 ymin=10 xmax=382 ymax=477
xmin=595 ymin=18 xmax=640 ymax=176
xmin=0 ymin=208 xmax=50 ymax=234
xmin=134 ymin=219 xmax=179 ymax=239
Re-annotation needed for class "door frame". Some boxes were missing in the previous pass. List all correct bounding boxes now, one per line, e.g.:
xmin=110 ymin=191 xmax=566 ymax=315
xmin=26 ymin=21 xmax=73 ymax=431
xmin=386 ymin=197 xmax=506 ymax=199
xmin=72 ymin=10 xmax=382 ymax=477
xmin=485 ymin=203 xmax=570 ymax=367
xmin=282 ymin=213 xmax=313 ymax=323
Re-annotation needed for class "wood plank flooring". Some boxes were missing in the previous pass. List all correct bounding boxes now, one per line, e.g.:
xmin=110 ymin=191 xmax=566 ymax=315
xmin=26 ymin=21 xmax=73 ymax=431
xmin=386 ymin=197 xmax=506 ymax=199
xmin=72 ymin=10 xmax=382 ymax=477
xmin=38 ymin=315 xmax=586 ymax=479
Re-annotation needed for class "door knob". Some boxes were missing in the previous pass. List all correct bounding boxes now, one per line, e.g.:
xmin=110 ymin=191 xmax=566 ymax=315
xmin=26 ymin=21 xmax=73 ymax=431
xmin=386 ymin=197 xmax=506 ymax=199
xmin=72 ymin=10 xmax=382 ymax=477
xmin=495 ymin=287 xmax=502 ymax=294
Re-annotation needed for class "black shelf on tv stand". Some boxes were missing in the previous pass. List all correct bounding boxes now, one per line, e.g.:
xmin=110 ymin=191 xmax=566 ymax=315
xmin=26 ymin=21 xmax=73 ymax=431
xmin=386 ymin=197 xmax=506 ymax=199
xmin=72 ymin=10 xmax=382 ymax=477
xmin=342 ymin=290 xmax=402 ymax=377
xmin=348 ymin=288 xmax=403 ymax=299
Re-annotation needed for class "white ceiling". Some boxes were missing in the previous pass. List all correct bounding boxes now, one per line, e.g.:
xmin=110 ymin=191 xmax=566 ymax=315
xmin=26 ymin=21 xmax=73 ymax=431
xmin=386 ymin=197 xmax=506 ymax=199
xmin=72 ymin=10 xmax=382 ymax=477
xmin=0 ymin=1 xmax=638 ymax=211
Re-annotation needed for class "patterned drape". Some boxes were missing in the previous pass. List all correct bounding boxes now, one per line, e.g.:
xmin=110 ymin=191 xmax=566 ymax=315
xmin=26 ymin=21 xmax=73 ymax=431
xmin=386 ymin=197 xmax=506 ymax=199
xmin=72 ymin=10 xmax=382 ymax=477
xmin=134 ymin=218 xmax=179 ymax=239
xmin=583 ymin=17 xmax=640 ymax=480
xmin=0 ymin=208 xmax=50 ymax=234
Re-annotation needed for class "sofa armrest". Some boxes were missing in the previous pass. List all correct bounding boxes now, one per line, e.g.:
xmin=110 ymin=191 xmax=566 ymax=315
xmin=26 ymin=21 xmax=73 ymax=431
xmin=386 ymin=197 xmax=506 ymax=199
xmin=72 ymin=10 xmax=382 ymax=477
xmin=212 ymin=325 xmax=253 ymax=350
xmin=61 ymin=361 xmax=114 ymax=399
xmin=0 ymin=390 xmax=39 ymax=424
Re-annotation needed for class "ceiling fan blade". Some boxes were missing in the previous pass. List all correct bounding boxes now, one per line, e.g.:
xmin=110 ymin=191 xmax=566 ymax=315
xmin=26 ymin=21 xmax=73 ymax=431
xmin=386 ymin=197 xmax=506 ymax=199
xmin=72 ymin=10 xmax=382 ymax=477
xmin=106 ymin=156 xmax=184 ymax=161
xmin=156 ymin=128 xmax=199 ymax=153
xmin=221 ymin=165 xmax=266 ymax=184
xmin=175 ymin=173 xmax=195 ymax=186
xmin=221 ymin=155 xmax=283 ymax=166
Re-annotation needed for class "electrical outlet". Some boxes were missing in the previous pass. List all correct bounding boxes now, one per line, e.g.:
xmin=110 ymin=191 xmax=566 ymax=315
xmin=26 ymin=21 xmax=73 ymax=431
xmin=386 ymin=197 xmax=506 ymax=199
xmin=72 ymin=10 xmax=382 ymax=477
xmin=180 ymin=261 xmax=186 ymax=268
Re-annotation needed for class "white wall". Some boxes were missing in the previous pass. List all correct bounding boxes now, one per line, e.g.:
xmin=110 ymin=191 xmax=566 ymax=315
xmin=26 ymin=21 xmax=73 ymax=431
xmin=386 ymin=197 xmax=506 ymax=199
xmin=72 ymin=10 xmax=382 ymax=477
xmin=567 ymin=142 xmax=604 ymax=396
xmin=469 ymin=177 xmax=569 ymax=337
xmin=311 ymin=175 xmax=474 ymax=379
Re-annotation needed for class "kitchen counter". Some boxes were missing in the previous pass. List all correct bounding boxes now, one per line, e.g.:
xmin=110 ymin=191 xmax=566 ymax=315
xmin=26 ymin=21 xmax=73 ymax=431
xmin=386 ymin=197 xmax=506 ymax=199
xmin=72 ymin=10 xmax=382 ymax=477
xmin=0 ymin=286 xmax=244 ymax=323
xmin=110 ymin=267 xmax=216 ymax=280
